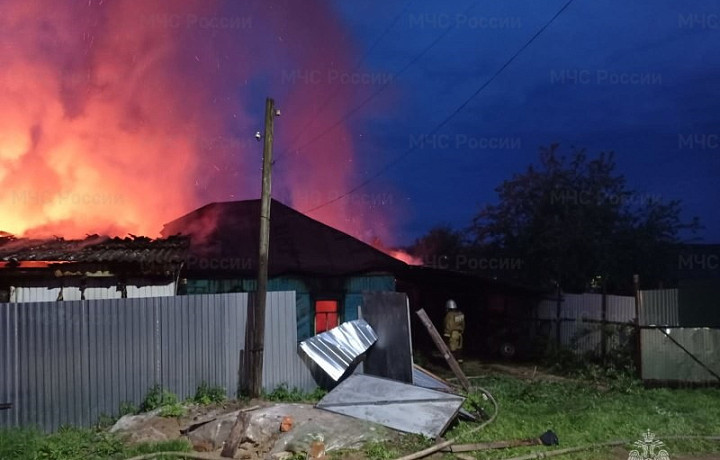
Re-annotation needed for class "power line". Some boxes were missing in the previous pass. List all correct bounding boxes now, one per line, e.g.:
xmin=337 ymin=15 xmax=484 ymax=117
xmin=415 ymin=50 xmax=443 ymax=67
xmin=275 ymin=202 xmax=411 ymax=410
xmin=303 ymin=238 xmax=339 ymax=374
xmin=303 ymin=0 xmax=577 ymax=215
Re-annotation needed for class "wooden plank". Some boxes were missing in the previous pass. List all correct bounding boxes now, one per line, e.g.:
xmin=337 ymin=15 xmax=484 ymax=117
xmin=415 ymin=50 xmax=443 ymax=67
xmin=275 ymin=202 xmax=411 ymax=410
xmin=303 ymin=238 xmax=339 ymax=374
xmin=220 ymin=411 xmax=250 ymax=458
xmin=415 ymin=309 xmax=471 ymax=391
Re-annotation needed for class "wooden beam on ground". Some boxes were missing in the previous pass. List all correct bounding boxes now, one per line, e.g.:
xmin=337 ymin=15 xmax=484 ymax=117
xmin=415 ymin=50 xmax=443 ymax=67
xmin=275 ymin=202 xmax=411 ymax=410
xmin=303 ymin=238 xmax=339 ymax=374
xmin=221 ymin=411 xmax=251 ymax=458
xmin=415 ymin=309 xmax=471 ymax=391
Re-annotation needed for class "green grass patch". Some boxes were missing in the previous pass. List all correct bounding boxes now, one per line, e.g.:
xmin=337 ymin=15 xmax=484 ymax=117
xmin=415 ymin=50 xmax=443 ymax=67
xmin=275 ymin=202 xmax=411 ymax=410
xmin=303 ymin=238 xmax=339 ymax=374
xmin=191 ymin=381 xmax=226 ymax=405
xmin=263 ymin=383 xmax=327 ymax=402
xmin=444 ymin=374 xmax=720 ymax=459
xmin=0 ymin=426 xmax=191 ymax=460
xmin=140 ymin=384 xmax=179 ymax=413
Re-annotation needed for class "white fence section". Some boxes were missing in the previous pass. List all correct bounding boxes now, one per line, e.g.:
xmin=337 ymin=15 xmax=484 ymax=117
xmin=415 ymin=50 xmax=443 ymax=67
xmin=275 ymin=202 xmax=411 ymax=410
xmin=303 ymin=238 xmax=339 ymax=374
xmin=0 ymin=291 xmax=316 ymax=432
xmin=9 ymin=283 xmax=177 ymax=302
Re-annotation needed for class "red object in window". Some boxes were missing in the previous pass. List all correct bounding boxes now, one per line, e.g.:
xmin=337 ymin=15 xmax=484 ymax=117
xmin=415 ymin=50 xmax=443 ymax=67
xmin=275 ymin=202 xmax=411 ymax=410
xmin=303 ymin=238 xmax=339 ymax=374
xmin=315 ymin=300 xmax=339 ymax=333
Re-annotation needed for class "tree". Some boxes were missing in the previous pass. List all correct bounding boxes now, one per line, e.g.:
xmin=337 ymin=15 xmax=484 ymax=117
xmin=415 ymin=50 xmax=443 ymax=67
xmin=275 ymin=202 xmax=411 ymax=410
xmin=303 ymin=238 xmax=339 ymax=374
xmin=469 ymin=144 xmax=700 ymax=293
xmin=408 ymin=225 xmax=467 ymax=270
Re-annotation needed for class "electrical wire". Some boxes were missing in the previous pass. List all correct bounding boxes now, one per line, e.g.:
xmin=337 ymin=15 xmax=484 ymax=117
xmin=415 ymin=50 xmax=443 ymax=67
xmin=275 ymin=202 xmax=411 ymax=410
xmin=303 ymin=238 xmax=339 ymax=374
xmin=303 ymin=0 xmax=577 ymax=216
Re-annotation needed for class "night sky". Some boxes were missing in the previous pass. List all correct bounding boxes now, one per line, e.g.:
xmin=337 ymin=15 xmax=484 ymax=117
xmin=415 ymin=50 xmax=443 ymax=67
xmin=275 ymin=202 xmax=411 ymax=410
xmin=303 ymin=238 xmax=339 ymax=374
xmin=1 ymin=0 xmax=718 ymax=246
xmin=311 ymin=0 xmax=720 ymax=244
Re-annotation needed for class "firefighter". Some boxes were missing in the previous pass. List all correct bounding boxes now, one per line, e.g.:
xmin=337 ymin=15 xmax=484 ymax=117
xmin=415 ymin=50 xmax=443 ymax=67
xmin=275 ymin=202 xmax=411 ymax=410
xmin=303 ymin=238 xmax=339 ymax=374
xmin=443 ymin=299 xmax=465 ymax=362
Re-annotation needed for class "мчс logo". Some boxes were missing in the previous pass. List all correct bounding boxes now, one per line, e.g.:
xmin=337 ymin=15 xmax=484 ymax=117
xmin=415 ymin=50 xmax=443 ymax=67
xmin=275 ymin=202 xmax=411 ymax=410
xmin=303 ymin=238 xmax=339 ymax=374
xmin=628 ymin=430 xmax=670 ymax=460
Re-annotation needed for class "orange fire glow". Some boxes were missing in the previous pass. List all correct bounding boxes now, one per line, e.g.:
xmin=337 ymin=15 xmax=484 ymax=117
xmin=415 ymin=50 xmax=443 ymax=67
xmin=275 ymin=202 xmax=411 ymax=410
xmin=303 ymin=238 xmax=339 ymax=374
xmin=0 ymin=0 xmax=409 ymax=259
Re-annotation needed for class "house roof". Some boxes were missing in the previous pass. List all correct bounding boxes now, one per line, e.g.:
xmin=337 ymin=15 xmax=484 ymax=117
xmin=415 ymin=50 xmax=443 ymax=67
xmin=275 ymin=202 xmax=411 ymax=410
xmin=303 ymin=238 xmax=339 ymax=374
xmin=0 ymin=234 xmax=188 ymax=273
xmin=161 ymin=199 xmax=406 ymax=276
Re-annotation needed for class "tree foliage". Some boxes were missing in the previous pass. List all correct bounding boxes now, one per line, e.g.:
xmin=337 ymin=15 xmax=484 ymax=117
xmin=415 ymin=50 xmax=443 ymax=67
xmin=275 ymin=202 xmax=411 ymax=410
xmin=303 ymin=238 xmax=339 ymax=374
xmin=408 ymin=225 xmax=467 ymax=268
xmin=468 ymin=145 xmax=699 ymax=293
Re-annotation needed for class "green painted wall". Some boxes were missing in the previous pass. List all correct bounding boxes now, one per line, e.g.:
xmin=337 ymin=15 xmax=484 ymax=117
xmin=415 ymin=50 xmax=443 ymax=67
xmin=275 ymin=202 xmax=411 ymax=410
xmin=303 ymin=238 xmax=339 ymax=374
xmin=183 ymin=274 xmax=395 ymax=340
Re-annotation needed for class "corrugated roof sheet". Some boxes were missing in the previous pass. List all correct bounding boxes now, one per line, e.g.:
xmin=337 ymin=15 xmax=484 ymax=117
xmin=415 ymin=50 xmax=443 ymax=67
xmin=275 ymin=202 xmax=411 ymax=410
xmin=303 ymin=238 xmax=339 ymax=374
xmin=299 ymin=319 xmax=377 ymax=381
xmin=0 ymin=234 xmax=188 ymax=269
xmin=412 ymin=365 xmax=452 ymax=391
xmin=317 ymin=374 xmax=465 ymax=438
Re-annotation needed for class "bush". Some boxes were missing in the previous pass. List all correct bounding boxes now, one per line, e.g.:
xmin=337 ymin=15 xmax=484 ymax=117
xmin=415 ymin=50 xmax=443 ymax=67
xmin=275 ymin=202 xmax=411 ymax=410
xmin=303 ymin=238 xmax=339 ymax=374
xmin=263 ymin=383 xmax=326 ymax=402
xmin=193 ymin=381 xmax=226 ymax=405
xmin=140 ymin=384 xmax=178 ymax=413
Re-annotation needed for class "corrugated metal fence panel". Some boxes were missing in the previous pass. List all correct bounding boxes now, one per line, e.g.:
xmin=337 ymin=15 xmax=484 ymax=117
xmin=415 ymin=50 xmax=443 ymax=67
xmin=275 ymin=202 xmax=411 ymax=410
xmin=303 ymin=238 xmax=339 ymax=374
xmin=0 ymin=303 xmax=17 ymax=427
xmin=262 ymin=291 xmax=316 ymax=392
xmin=86 ymin=297 xmax=158 ymax=427
xmin=641 ymin=328 xmax=720 ymax=382
xmin=560 ymin=320 xmax=601 ymax=353
xmin=535 ymin=294 xmax=635 ymax=355
xmin=606 ymin=295 xmax=636 ymax=323
xmin=0 ymin=291 xmax=315 ymax=432
xmin=639 ymin=289 xmax=679 ymax=326
xmin=156 ymin=294 xmax=241 ymax=402
xmin=563 ymin=293 xmax=602 ymax=320
xmin=559 ymin=294 xmax=601 ymax=354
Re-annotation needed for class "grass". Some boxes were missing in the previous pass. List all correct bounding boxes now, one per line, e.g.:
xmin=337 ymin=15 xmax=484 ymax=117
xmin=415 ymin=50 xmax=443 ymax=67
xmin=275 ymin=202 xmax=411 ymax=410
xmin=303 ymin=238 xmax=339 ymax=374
xmin=359 ymin=359 xmax=720 ymax=460
xmin=0 ymin=426 xmax=191 ymax=460
xmin=262 ymin=383 xmax=327 ymax=402
xmin=442 ymin=374 xmax=720 ymax=459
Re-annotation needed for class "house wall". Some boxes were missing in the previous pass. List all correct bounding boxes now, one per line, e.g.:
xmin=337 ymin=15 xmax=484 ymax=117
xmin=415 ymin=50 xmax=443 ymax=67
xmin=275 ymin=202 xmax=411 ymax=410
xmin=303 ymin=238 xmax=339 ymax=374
xmin=183 ymin=274 xmax=395 ymax=340
xmin=9 ymin=281 xmax=176 ymax=302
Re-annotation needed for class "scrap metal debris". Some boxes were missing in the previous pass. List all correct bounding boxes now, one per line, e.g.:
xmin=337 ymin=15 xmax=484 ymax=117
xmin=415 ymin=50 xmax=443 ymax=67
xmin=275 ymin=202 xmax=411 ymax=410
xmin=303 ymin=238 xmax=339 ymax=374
xmin=299 ymin=319 xmax=378 ymax=380
xmin=412 ymin=364 xmax=453 ymax=391
xmin=316 ymin=374 xmax=465 ymax=438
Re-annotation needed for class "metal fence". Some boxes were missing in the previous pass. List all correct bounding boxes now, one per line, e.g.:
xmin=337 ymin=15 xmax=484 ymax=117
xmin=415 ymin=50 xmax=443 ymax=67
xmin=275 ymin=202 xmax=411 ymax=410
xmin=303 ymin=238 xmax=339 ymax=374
xmin=536 ymin=289 xmax=720 ymax=384
xmin=536 ymin=293 xmax=635 ymax=354
xmin=638 ymin=289 xmax=679 ymax=327
xmin=0 ymin=291 xmax=316 ymax=432
xmin=638 ymin=289 xmax=719 ymax=384
xmin=641 ymin=328 xmax=720 ymax=383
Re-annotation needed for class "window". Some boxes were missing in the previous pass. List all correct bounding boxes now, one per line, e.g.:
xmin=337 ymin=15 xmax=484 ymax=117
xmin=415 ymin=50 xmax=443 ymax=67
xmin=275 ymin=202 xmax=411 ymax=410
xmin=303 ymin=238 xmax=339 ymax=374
xmin=315 ymin=300 xmax=339 ymax=334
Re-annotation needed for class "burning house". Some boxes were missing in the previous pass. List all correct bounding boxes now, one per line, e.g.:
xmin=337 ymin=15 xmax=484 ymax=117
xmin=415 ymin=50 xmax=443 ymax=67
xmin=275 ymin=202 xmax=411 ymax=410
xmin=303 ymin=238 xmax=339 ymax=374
xmin=0 ymin=199 xmax=406 ymax=341
xmin=161 ymin=198 xmax=407 ymax=341
xmin=0 ymin=198 xmax=543 ymax=354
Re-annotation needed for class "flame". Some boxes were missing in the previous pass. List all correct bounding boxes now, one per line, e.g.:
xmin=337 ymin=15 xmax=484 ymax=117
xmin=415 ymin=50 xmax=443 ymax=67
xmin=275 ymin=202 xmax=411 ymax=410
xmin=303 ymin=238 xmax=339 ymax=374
xmin=0 ymin=0 xmax=403 ymax=248
xmin=388 ymin=249 xmax=422 ymax=266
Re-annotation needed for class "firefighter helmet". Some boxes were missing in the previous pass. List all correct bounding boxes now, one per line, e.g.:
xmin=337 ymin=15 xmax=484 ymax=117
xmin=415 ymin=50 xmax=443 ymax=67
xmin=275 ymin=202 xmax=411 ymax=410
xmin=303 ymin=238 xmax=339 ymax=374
xmin=446 ymin=299 xmax=458 ymax=310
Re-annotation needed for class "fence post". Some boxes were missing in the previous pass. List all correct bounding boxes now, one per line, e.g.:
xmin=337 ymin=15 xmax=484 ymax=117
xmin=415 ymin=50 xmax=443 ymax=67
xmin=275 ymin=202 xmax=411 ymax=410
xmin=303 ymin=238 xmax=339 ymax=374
xmin=633 ymin=274 xmax=642 ymax=378
xmin=601 ymin=281 xmax=607 ymax=364
xmin=555 ymin=285 xmax=562 ymax=347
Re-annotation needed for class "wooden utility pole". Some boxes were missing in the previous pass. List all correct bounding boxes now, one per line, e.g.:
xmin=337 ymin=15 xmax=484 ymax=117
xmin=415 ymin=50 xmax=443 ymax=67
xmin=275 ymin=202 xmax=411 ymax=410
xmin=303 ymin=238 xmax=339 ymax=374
xmin=248 ymin=97 xmax=276 ymax=398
